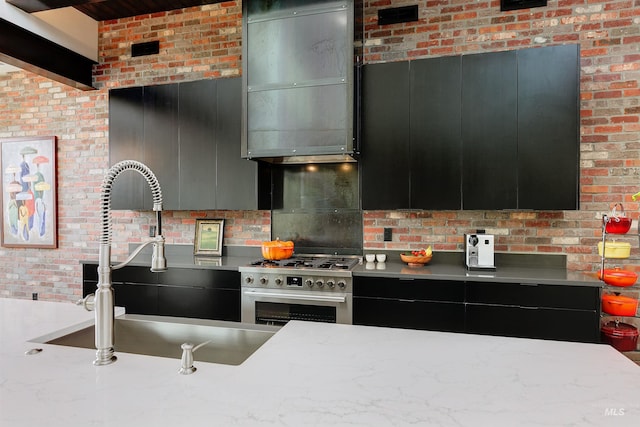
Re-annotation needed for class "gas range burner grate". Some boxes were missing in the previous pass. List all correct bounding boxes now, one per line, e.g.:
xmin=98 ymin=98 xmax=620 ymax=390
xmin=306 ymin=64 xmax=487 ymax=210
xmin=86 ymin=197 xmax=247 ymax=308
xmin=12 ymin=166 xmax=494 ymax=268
xmin=248 ymin=255 xmax=360 ymax=271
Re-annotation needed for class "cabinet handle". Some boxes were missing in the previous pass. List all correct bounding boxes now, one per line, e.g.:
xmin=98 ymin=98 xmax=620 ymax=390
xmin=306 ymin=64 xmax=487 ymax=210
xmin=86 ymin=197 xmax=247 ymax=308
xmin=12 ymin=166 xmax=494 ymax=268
xmin=518 ymin=305 xmax=539 ymax=310
xmin=398 ymin=299 xmax=416 ymax=303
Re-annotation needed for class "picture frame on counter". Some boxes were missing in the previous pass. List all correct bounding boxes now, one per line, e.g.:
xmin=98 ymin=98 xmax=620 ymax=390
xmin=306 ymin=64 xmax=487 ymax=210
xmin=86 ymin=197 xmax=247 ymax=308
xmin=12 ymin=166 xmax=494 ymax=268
xmin=194 ymin=218 xmax=224 ymax=256
xmin=0 ymin=136 xmax=57 ymax=249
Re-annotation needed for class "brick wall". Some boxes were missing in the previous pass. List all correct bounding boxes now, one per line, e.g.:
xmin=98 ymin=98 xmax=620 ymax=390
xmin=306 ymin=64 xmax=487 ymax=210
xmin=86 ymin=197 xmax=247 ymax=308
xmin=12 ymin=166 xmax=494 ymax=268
xmin=0 ymin=0 xmax=639 ymax=301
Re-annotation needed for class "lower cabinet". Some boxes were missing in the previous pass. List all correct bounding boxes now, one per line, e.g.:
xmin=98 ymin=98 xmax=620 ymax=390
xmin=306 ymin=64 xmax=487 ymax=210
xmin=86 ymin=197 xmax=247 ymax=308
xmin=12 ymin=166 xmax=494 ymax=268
xmin=82 ymin=264 xmax=240 ymax=322
xmin=353 ymin=276 xmax=600 ymax=343
xmin=353 ymin=277 xmax=465 ymax=333
xmin=465 ymin=281 xmax=601 ymax=343
xmin=465 ymin=305 xmax=600 ymax=343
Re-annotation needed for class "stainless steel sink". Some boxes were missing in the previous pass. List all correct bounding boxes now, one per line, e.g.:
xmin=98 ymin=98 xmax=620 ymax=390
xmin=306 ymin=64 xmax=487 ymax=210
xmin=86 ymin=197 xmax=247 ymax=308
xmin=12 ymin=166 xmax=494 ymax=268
xmin=32 ymin=314 xmax=279 ymax=366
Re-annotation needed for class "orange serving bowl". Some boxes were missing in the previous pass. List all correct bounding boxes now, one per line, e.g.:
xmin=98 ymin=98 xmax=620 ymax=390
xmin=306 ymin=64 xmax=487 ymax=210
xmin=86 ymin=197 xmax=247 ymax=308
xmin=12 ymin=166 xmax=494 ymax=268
xmin=601 ymin=294 xmax=639 ymax=317
xmin=598 ymin=268 xmax=638 ymax=287
xmin=261 ymin=239 xmax=294 ymax=260
xmin=400 ymin=253 xmax=433 ymax=267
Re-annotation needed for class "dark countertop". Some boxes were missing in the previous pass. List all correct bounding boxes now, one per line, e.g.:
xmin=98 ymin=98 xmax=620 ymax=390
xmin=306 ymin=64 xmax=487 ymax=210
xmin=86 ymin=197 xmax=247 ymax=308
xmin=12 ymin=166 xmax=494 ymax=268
xmin=354 ymin=250 xmax=602 ymax=287
xmin=82 ymin=245 xmax=602 ymax=287
xmin=81 ymin=244 xmax=261 ymax=271
xmin=353 ymin=260 xmax=601 ymax=286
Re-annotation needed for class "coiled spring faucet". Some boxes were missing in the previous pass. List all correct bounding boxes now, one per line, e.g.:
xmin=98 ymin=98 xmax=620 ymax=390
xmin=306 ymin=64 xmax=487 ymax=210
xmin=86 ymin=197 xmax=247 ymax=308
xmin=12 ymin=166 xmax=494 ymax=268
xmin=79 ymin=160 xmax=167 ymax=366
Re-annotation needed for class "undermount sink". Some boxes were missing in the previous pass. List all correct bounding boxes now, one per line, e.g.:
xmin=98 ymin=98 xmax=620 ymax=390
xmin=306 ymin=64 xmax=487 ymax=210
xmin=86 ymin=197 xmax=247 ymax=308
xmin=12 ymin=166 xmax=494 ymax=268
xmin=32 ymin=314 xmax=279 ymax=366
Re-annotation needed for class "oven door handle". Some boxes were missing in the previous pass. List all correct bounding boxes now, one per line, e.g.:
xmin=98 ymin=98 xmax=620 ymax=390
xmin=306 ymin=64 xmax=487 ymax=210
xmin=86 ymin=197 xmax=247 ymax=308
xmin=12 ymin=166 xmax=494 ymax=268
xmin=243 ymin=290 xmax=347 ymax=303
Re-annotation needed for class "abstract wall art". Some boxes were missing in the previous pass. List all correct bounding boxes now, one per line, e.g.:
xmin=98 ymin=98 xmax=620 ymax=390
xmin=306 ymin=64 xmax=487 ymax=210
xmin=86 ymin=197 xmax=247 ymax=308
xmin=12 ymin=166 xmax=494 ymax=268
xmin=1 ymin=136 xmax=57 ymax=248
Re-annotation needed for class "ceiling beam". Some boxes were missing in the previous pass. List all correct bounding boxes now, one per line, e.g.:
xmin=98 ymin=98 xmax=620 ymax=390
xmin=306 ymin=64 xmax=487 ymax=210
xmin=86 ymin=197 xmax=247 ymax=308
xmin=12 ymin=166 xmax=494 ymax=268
xmin=6 ymin=0 xmax=104 ymax=14
xmin=0 ymin=17 xmax=95 ymax=90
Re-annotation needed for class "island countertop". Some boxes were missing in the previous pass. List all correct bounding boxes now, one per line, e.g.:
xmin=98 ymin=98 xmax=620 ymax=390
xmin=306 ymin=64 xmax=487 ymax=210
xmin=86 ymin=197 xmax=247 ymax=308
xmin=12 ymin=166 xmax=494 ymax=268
xmin=1 ymin=298 xmax=639 ymax=426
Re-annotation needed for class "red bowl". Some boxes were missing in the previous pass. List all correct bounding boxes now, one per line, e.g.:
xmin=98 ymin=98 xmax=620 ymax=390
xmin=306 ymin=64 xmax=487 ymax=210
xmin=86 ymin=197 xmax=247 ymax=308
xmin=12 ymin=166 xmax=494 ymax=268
xmin=605 ymin=217 xmax=632 ymax=234
xmin=598 ymin=268 xmax=638 ymax=287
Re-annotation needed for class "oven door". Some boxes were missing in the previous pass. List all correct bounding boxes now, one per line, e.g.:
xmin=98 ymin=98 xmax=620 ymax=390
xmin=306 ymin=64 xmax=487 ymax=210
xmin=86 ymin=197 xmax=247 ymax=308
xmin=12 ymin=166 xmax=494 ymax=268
xmin=242 ymin=287 xmax=352 ymax=326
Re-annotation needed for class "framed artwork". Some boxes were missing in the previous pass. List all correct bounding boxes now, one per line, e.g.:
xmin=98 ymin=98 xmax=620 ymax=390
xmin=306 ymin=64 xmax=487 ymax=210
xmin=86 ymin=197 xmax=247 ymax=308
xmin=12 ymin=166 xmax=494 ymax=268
xmin=194 ymin=219 xmax=224 ymax=256
xmin=0 ymin=136 xmax=57 ymax=248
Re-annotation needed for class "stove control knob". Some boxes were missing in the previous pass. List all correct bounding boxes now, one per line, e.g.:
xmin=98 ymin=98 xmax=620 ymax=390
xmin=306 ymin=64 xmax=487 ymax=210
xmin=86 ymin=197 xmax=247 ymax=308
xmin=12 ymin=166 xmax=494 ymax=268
xmin=244 ymin=276 xmax=254 ymax=285
xmin=259 ymin=277 xmax=268 ymax=285
xmin=315 ymin=279 xmax=324 ymax=288
xmin=337 ymin=281 xmax=346 ymax=289
xmin=274 ymin=277 xmax=283 ymax=286
xmin=326 ymin=280 xmax=335 ymax=289
xmin=305 ymin=279 xmax=314 ymax=288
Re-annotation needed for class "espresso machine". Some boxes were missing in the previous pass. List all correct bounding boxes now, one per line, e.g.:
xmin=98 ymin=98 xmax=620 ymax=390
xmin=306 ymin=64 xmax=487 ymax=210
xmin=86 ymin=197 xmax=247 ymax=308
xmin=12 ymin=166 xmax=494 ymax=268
xmin=464 ymin=231 xmax=496 ymax=270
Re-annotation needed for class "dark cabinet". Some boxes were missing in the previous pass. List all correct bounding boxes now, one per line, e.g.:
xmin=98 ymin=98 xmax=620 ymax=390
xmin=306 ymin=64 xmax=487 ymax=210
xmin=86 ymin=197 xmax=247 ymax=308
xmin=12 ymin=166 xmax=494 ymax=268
xmin=410 ymin=56 xmax=462 ymax=210
xmin=465 ymin=281 xmax=600 ymax=343
xmin=461 ymin=50 xmax=518 ymax=210
xmin=178 ymin=79 xmax=217 ymax=208
xmin=353 ymin=275 xmax=600 ymax=343
xmin=143 ymin=84 xmax=180 ymax=209
xmin=360 ymin=61 xmax=411 ymax=210
xmin=109 ymin=87 xmax=145 ymax=210
xmin=360 ymin=45 xmax=579 ymax=211
xmin=353 ymin=277 xmax=466 ymax=332
xmin=109 ymin=77 xmax=268 ymax=211
xmin=82 ymin=264 xmax=241 ymax=322
xmin=517 ymin=44 xmax=579 ymax=210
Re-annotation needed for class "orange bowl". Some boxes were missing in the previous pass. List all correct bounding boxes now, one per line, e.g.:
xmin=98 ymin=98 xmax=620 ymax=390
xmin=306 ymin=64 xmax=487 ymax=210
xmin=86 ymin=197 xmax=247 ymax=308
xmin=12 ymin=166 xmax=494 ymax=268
xmin=400 ymin=253 xmax=432 ymax=266
xmin=261 ymin=239 xmax=294 ymax=260
xmin=598 ymin=268 xmax=638 ymax=287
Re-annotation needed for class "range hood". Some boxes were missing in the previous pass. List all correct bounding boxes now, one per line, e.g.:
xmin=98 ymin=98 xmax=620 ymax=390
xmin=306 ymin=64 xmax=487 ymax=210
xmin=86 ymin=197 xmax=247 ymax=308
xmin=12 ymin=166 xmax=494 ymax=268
xmin=241 ymin=0 xmax=363 ymax=164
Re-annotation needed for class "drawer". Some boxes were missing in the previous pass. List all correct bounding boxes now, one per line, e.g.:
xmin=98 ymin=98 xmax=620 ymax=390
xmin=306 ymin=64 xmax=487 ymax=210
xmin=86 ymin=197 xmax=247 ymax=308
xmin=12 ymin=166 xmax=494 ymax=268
xmin=160 ymin=269 xmax=240 ymax=290
xmin=465 ymin=282 xmax=599 ymax=310
xmin=354 ymin=277 xmax=465 ymax=302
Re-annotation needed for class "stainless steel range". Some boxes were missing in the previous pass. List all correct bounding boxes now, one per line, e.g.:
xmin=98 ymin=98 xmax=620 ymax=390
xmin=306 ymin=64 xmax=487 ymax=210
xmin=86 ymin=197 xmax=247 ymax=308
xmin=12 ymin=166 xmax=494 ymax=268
xmin=239 ymin=255 xmax=360 ymax=326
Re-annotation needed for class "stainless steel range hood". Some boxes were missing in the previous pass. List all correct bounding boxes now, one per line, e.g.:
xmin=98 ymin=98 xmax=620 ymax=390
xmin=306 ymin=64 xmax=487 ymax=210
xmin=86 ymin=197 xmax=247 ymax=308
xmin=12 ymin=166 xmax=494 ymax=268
xmin=241 ymin=0 xmax=362 ymax=164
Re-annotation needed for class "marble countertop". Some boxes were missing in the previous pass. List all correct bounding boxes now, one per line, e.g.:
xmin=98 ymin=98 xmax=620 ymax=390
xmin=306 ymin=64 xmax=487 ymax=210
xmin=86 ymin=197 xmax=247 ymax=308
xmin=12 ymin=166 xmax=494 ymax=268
xmin=1 ymin=298 xmax=639 ymax=426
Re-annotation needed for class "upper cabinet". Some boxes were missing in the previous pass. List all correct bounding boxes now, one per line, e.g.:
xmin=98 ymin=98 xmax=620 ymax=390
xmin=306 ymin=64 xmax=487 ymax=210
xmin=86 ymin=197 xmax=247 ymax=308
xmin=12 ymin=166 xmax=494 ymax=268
xmin=109 ymin=77 xmax=270 ymax=211
xmin=411 ymin=55 xmax=463 ymax=210
xmin=361 ymin=44 xmax=580 ymax=211
xmin=360 ymin=61 xmax=411 ymax=210
xmin=461 ymin=50 xmax=518 ymax=210
xmin=516 ymin=45 xmax=580 ymax=210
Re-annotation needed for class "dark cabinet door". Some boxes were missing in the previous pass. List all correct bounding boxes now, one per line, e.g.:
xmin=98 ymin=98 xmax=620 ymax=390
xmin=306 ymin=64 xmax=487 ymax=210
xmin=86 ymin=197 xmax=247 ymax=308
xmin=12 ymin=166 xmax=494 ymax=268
xmin=354 ymin=297 xmax=465 ymax=332
xmin=361 ymin=61 xmax=411 ymax=210
xmin=178 ymin=79 xmax=217 ymax=209
xmin=410 ymin=56 xmax=462 ymax=209
xmin=353 ymin=276 xmax=465 ymax=332
xmin=143 ymin=84 xmax=180 ymax=210
xmin=461 ymin=50 xmax=518 ymax=210
xmin=465 ymin=281 xmax=600 ymax=342
xmin=112 ymin=282 xmax=159 ymax=315
xmin=517 ymin=44 xmax=579 ymax=210
xmin=216 ymin=77 xmax=265 ymax=210
xmin=466 ymin=304 xmax=600 ymax=343
xmin=109 ymin=86 xmax=145 ymax=210
xmin=354 ymin=276 xmax=465 ymax=302
xmin=466 ymin=281 xmax=600 ymax=311
xmin=158 ymin=287 xmax=240 ymax=321
xmin=158 ymin=268 xmax=241 ymax=321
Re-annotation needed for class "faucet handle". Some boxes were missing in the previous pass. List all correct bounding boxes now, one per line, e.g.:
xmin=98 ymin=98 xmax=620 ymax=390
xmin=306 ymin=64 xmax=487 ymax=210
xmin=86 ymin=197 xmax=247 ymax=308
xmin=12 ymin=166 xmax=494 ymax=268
xmin=76 ymin=293 xmax=95 ymax=311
